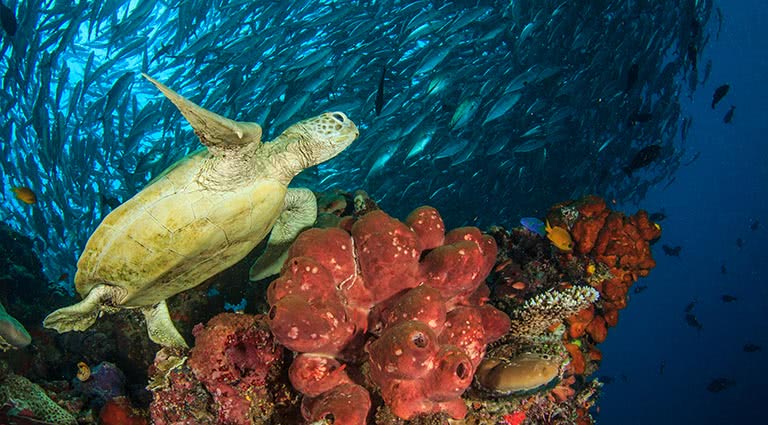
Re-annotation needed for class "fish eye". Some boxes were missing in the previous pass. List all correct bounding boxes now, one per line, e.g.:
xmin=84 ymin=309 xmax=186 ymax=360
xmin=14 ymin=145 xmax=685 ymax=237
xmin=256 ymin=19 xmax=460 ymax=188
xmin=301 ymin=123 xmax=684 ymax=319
xmin=331 ymin=112 xmax=345 ymax=123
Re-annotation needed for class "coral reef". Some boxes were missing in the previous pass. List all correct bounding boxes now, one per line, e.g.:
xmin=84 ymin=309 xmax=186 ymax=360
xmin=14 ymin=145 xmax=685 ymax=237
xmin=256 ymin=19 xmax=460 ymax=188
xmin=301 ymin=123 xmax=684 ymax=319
xmin=149 ymin=313 xmax=292 ymax=425
xmin=474 ymin=352 xmax=562 ymax=396
xmin=147 ymin=347 xmax=216 ymax=425
xmin=461 ymin=195 xmax=659 ymax=425
xmin=0 ymin=361 xmax=77 ymax=425
xmin=1 ymin=190 xmax=658 ymax=425
xmin=506 ymin=286 xmax=600 ymax=340
xmin=547 ymin=195 xmax=660 ymax=375
xmin=99 ymin=396 xmax=148 ymax=425
xmin=73 ymin=361 xmax=127 ymax=408
xmin=267 ymin=206 xmax=510 ymax=421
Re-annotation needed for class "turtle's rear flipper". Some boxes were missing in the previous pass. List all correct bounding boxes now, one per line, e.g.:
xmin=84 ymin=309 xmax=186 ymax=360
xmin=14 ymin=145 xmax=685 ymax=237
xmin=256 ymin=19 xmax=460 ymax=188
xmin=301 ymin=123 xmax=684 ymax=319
xmin=142 ymin=300 xmax=188 ymax=348
xmin=43 ymin=284 xmax=118 ymax=333
xmin=250 ymin=188 xmax=317 ymax=281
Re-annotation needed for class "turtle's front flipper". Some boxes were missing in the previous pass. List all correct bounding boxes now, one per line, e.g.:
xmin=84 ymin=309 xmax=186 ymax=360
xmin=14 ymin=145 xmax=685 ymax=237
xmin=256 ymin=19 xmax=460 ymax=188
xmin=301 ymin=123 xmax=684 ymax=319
xmin=142 ymin=300 xmax=188 ymax=348
xmin=142 ymin=73 xmax=262 ymax=149
xmin=250 ymin=188 xmax=317 ymax=281
xmin=43 ymin=285 xmax=120 ymax=333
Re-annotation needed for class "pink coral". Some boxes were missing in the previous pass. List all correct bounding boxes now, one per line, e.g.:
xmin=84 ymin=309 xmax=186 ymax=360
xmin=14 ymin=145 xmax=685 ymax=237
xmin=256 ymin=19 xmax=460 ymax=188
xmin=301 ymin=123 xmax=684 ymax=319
xmin=186 ymin=313 xmax=283 ymax=425
xmin=267 ymin=206 xmax=510 ymax=421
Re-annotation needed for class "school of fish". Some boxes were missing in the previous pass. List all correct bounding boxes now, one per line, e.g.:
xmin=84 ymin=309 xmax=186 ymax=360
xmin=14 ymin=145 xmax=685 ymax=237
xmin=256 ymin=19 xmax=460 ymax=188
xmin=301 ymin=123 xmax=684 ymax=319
xmin=0 ymin=0 xmax=716 ymax=284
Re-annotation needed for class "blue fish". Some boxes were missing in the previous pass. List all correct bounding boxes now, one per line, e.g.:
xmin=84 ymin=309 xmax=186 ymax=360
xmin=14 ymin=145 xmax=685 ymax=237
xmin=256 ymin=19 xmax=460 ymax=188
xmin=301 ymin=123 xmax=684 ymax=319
xmin=520 ymin=217 xmax=546 ymax=237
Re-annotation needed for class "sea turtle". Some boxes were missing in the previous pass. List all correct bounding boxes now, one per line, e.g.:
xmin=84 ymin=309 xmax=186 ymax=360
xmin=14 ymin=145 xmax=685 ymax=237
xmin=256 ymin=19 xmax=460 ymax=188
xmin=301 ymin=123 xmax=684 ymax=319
xmin=43 ymin=74 xmax=359 ymax=348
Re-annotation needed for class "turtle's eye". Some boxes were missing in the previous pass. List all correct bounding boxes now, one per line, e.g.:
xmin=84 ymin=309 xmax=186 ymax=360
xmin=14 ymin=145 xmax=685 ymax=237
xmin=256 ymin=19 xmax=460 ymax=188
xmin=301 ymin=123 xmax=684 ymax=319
xmin=331 ymin=112 xmax=345 ymax=123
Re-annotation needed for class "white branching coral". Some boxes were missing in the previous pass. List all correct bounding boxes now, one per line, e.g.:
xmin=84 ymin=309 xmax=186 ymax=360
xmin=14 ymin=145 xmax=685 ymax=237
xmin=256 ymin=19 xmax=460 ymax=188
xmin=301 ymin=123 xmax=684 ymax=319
xmin=508 ymin=286 xmax=599 ymax=338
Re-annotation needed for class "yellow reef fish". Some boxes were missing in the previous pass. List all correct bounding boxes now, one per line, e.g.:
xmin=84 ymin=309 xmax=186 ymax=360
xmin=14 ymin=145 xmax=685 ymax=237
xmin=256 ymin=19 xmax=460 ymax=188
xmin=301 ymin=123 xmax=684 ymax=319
xmin=545 ymin=220 xmax=573 ymax=252
xmin=11 ymin=186 xmax=37 ymax=204
xmin=76 ymin=361 xmax=91 ymax=381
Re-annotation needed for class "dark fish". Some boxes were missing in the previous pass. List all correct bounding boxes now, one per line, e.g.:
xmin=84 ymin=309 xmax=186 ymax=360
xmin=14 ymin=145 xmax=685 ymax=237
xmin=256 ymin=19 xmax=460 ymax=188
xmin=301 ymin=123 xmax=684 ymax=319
xmin=659 ymin=361 xmax=665 ymax=375
xmin=706 ymin=377 xmax=734 ymax=393
xmin=649 ymin=210 xmax=667 ymax=222
xmin=684 ymin=300 xmax=697 ymax=313
xmin=743 ymin=343 xmax=762 ymax=353
xmin=686 ymin=43 xmax=698 ymax=73
xmin=685 ymin=313 xmax=703 ymax=331
xmin=0 ymin=2 xmax=16 ymax=36
xmin=599 ymin=375 xmax=615 ymax=384
xmin=736 ymin=238 xmax=743 ymax=248
xmin=683 ymin=151 xmax=701 ymax=166
xmin=721 ymin=294 xmax=737 ymax=303
xmin=624 ymin=145 xmax=662 ymax=175
xmin=100 ymin=194 xmax=121 ymax=209
xmin=711 ymin=84 xmax=730 ymax=109
xmin=750 ymin=220 xmax=760 ymax=231
xmin=721 ymin=263 xmax=727 ymax=274
xmin=625 ymin=63 xmax=639 ymax=92
xmin=375 ymin=66 xmax=385 ymax=116
xmin=633 ymin=284 xmax=648 ymax=294
xmin=723 ymin=105 xmax=735 ymax=123
xmin=628 ymin=111 xmax=653 ymax=127
xmin=662 ymin=244 xmax=681 ymax=257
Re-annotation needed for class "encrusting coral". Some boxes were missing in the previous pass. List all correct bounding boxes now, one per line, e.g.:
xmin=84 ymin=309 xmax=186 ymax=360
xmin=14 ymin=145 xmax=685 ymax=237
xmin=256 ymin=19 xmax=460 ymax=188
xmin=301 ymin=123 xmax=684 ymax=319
xmin=267 ymin=205 xmax=511 ymax=422
xmin=148 ymin=313 xmax=287 ymax=425
xmin=0 ymin=362 xmax=77 ymax=425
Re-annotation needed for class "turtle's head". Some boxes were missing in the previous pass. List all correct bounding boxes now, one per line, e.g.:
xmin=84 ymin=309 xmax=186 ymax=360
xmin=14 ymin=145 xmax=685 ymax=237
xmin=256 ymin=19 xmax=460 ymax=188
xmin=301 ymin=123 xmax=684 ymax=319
xmin=281 ymin=112 xmax=359 ymax=167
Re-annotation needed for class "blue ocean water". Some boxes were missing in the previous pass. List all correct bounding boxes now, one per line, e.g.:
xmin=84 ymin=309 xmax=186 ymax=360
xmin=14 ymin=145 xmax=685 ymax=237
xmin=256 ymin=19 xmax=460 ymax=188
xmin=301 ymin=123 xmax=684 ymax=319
xmin=599 ymin=1 xmax=768 ymax=423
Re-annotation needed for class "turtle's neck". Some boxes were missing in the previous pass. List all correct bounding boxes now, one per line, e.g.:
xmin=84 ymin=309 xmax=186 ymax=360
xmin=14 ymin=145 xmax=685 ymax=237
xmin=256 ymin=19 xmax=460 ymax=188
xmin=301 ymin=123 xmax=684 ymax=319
xmin=263 ymin=130 xmax=316 ymax=185
xmin=196 ymin=142 xmax=263 ymax=190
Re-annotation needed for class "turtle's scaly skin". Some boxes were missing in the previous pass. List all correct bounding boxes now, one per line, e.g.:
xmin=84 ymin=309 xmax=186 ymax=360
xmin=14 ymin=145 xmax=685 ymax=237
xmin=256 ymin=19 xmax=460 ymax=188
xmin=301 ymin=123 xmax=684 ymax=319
xmin=44 ymin=75 xmax=358 ymax=347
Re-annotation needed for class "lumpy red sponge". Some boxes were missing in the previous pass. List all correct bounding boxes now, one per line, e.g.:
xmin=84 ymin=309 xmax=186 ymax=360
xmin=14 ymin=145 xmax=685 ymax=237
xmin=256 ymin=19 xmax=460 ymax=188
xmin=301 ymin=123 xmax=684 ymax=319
xmin=267 ymin=206 xmax=511 ymax=421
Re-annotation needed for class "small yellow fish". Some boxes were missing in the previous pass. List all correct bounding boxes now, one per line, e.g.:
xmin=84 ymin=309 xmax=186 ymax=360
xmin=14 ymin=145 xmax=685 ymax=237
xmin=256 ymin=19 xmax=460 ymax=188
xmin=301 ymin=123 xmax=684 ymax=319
xmin=11 ymin=186 xmax=37 ymax=204
xmin=545 ymin=220 xmax=573 ymax=252
xmin=586 ymin=263 xmax=596 ymax=275
xmin=76 ymin=361 xmax=91 ymax=382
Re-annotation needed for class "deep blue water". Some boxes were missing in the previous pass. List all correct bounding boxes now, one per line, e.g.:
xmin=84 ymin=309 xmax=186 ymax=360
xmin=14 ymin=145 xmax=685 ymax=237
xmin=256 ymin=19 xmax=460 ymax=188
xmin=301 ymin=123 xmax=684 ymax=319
xmin=599 ymin=1 xmax=768 ymax=423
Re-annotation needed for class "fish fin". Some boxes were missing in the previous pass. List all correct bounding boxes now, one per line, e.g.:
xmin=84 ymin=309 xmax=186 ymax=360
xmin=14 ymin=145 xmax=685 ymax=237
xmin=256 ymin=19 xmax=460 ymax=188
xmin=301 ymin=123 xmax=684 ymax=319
xmin=142 ymin=300 xmax=188 ymax=348
xmin=250 ymin=188 xmax=317 ymax=281
xmin=142 ymin=73 xmax=262 ymax=151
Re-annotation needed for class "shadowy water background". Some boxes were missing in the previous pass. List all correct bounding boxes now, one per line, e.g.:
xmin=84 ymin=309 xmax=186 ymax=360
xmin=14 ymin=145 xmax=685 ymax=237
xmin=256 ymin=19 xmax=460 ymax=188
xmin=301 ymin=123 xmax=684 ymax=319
xmin=599 ymin=1 xmax=768 ymax=423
